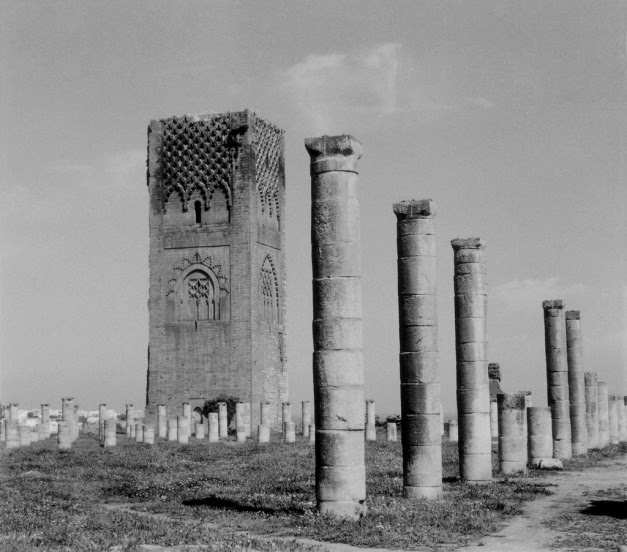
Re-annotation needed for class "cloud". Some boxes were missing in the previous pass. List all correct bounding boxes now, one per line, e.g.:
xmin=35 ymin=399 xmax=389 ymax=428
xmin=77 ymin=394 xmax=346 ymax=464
xmin=281 ymin=43 xmax=401 ymax=134
xmin=492 ymin=277 xmax=586 ymax=313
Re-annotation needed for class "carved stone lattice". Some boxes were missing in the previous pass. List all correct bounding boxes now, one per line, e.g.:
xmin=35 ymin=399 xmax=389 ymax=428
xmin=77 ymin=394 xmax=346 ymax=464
xmin=162 ymin=116 xmax=234 ymax=212
xmin=166 ymin=252 xmax=229 ymax=297
xmin=253 ymin=117 xmax=283 ymax=218
xmin=259 ymin=254 xmax=280 ymax=322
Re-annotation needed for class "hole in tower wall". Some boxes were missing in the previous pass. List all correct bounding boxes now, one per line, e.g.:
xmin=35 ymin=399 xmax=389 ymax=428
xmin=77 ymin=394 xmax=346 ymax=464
xmin=194 ymin=201 xmax=202 ymax=224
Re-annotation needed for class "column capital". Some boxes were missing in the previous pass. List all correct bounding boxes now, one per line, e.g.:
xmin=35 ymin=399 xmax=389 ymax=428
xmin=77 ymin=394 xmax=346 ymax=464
xmin=305 ymin=135 xmax=363 ymax=174
xmin=542 ymin=299 xmax=563 ymax=310
xmin=451 ymin=237 xmax=485 ymax=250
xmin=393 ymin=199 xmax=436 ymax=219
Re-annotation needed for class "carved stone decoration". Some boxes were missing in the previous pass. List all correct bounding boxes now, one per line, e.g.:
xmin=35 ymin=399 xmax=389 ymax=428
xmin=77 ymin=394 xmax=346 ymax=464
xmin=167 ymin=252 xmax=229 ymax=297
xmin=162 ymin=115 xmax=234 ymax=212
xmin=259 ymin=254 xmax=280 ymax=322
xmin=252 ymin=117 xmax=283 ymax=218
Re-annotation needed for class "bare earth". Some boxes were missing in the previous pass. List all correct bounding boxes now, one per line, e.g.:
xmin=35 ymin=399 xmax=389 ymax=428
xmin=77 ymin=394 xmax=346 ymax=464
xmin=461 ymin=453 xmax=627 ymax=552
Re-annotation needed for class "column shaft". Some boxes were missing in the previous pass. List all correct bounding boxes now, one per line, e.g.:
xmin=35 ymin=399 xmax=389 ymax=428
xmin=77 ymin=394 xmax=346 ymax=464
xmin=542 ymin=300 xmax=571 ymax=459
xmin=584 ymin=373 xmax=599 ymax=449
xmin=395 ymin=199 xmax=442 ymax=498
xmin=306 ymin=135 xmax=366 ymax=518
xmin=452 ymin=238 xmax=491 ymax=483
xmin=597 ymin=382 xmax=609 ymax=448
xmin=565 ymin=311 xmax=587 ymax=455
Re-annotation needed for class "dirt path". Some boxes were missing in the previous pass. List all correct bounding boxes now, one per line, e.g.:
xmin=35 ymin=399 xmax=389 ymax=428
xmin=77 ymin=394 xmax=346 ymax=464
xmin=461 ymin=453 xmax=627 ymax=552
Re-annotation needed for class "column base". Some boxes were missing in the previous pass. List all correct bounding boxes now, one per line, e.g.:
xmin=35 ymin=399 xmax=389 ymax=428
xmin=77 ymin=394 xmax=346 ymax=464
xmin=404 ymin=485 xmax=443 ymax=500
xmin=317 ymin=500 xmax=366 ymax=518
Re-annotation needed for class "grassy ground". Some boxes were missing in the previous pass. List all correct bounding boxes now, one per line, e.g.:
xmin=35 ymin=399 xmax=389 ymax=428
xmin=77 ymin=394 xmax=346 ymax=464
xmin=2 ymin=429 xmax=612 ymax=552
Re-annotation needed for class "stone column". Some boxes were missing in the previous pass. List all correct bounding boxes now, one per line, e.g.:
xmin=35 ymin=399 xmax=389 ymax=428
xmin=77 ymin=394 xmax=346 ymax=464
xmin=18 ymin=425 xmax=30 ymax=447
xmin=243 ymin=402 xmax=251 ymax=437
xmin=309 ymin=425 xmax=316 ymax=442
xmin=130 ymin=424 xmax=136 ymax=439
xmin=104 ymin=419 xmax=116 ymax=447
xmin=284 ymin=421 xmax=296 ymax=442
xmin=584 ymin=373 xmax=599 ymax=449
xmin=37 ymin=423 xmax=48 ymax=441
xmin=624 ymin=397 xmax=627 ymax=441
xmin=126 ymin=424 xmax=131 ymax=438
xmin=616 ymin=395 xmax=626 ymax=442
xmin=195 ymin=422 xmax=205 ymax=439
xmin=182 ymin=403 xmax=191 ymax=437
xmin=608 ymin=396 xmax=619 ymax=445
xmin=236 ymin=402 xmax=246 ymax=442
xmin=218 ymin=402 xmax=228 ymax=438
xmin=497 ymin=393 xmax=527 ymax=474
xmin=542 ymin=300 xmax=571 ymax=459
xmin=490 ymin=401 xmax=499 ymax=440
xmin=302 ymin=401 xmax=311 ymax=437
xmin=8 ymin=403 xmax=19 ymax=420
xmin=125 ymin=404 xmax=134 ymax=433
xmin=258 ymin=424 xmax=270 ymax=443
xmin=157 ymin=405 xmax=167 ymax=439
xmin=135 ymin=423 xmax=144 ymax=443
xmin=365 ymin=400 xmax=376 ymax=441
xmin=98 ymin=404 xmax=106 ymax=442
xmin=260 ymin=402 xmax=270 ymax=427
xmin=452 ymin=238 xmax=491 ymax=483
xmin=386 ymin=422 xmax=398 ymax=442
xmin=446 ymin=420 xmax=459 ymax=443
xmin=31 ymin=427 xmax=39 ymax=443
xmin=144 ymin=426 xmax=155 ymax=445
xmin=58 ymin=421 xmax=72 ymax=450
xmin=527 ymin=406 xmax=554 ymax=467
xmin=488 ymin=363 xmax=502 ymax=439
xmin=167 ymin=419 xmax=177 ymax=442
xmin=208 ymin=413 xmax=219 ymax=442
xmin=306 ymin=134 xmax=366 ymax=518
xmin=41 ymin=404 xmax=51 ymax=439
xmin=597 ymin=382 xmax=609 ymax=448
xmin=177 ymin=416 xmax=189 ymax=444
xmin=395 ymin=199 xmax=442 ymax=498
xmin=0 ymin=417 xmax=5 ymax=442
xmin=565 ymin=311 xmax=587 ymax=455
xmin=4 ymin=420 xmax=19 ymax=449
xmin=281 ymin=402 xmax=291 ymax=435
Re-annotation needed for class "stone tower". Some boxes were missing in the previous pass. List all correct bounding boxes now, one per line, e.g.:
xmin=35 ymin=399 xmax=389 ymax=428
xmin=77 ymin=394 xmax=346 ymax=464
xmin=146 ymin=110 xmax=288 ymax=427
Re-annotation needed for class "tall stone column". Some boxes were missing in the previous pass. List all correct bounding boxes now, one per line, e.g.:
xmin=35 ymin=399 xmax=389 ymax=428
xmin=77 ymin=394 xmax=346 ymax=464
xmin=542 ymin=300 xmax=571 ymax=459
xmin=306 ymin=134 xmax=366 ymax=518
xmin=597 ymin=382 xmax=609 ymax=448
xmin=302 ymin=401 xmax=311 ymax=437
xmin=608 ymin=396 xmax=619 ymax=444
xmin=104 ymin=419 xmax=116 ymax=447
xmin=8 ymin=403 xmax=19 ymax=420
xmin=584 ymin=373 xmax=599 ymax=449
xmin=497 ymin=393 xmax=527 ymax=474
xmin=177 ymin=416 xmax=189 ymax=444
xmin=58 ymin=422 xmax=72 ymax=450
xmin=167 ymin=419 xmax=177 ymax=442
xmin=218 ymin=402 xmax=228 ymax=438
xmin=452 ymin=238 xmax=491 ymax=483
xmin=236 ymin=402 xmax=246 ymax=442
xmin=208 ymin=413 xmax=219 ymax=442
xmin=281 ymin=402 xmax=291 ymax=435
xmin=395 ymin=199 xmax=442 ymax=498
xmin=488 ymin=363 xmax=502 ymax=439
xmin=565 ymin=311 xmax=587 ymax=455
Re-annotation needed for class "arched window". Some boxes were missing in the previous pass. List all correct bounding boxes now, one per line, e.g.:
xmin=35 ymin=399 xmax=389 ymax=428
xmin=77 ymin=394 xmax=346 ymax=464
xmin=259 ymin=255 xmax=279 ymax=323
xmin=181 ymin=269 xmax=218 ymax=321
xmin=194 ymin=200 xmax=202 ymax=224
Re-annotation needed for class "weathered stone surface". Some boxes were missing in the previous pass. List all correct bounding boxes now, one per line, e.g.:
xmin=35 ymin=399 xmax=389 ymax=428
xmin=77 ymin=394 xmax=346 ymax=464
xmin=302 ymin=401 xmax=311 ymax=437
xmin=218 ymin=403 xmax=227 ymax=438
xmin=386 ymin=422 xmax=398 ymax=442
xmin=527 ymin=406 xmax=552 ymax=462
xmin=58 ymin=422 xmax=72 ymax=450
xmin=157 ymin=405 xmax=167 ymax=439
xmin=146 ymin=112 xmax=288 ymax=431
xmin=284 ymin=421 xmax=296 ymax=443
xmin=257 ymin=424 xmax=270 ymax=443
xmin=497 ymin=394 xmax=527 ymax=474
xmin=207 ymin=413 xmax=219 ymax=442
xmin=452 ymin=238 xmax=491 ymax=483
xmin=144 ymin=426 xmax=155 ymax=445
xmin=565 ymin=311 xmax=587 ymax=456
xmin=104 ymin=419 xmax=116 ymax=447
xmin=307 ymin=134 xmax=366 ymax=518
xmin=446 ymin=420 xmax=459 ymax=442
xmin=597 ymin=381 xmax=610 ymax=448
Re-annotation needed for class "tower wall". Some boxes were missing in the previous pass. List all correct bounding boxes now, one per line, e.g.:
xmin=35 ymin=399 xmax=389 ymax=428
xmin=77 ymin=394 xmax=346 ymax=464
xmin=146 ymin=110 xmax=287 ymax=427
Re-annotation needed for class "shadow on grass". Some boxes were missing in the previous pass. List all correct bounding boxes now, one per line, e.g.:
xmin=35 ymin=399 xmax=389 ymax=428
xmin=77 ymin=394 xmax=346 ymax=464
xmin=183 ymin=495 xmax=307 ymax=516
xmin=580 ymin=500 xmax=627 ymax=520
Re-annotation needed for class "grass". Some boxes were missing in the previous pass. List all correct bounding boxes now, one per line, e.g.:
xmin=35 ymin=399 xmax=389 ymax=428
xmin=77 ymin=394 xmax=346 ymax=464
xmin=0 ymin=430 xmax=598 ymax=551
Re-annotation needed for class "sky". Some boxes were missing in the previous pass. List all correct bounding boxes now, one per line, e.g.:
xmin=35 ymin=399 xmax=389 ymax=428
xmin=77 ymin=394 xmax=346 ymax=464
xmin=1 ymin=1 xmax=625 ymax=417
